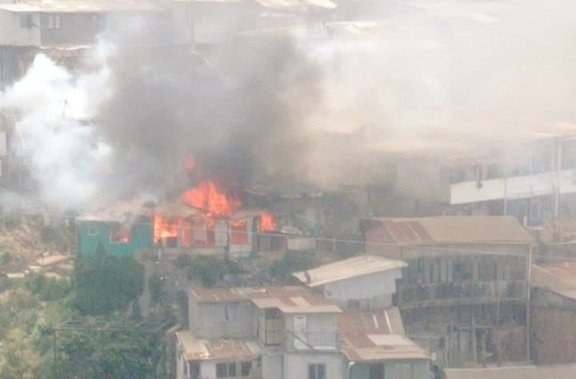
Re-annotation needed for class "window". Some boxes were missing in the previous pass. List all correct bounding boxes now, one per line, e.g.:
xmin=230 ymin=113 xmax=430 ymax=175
xmin=45 ymin=14 xmax=62 ymax=30
xmin=189 ymin=362 xmax=200 ymax=379
xmin=240 ymin=361 xmax=252 ymax=377
xmin=308 ymin=363 xmax=326 ymax=379
xmin=109 ymin=223 xmax=130 ymax=243
xmin=87 ymin=224 xmax=97 ymax=236
xmin=20 ymin=14 xmax=33 ymax=29
xmin=216 ymin=362 xmax=236 ymax=378
xmin=265 ymin=308 xmax=280 ymax=319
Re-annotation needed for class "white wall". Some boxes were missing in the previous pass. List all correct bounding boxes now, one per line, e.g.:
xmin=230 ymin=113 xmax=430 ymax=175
xmin=262 ymin=354 xmax=283 ymax=379
xmin=176 ymin=350 xmax=187 ymax=379
xmin=450 ymin=169 xmax=576 ymax=205
xmin=285 ymin=313 xmax=339 ymax=351
xmin=322 ymin=269 xmax=402 ymax=308
xmin=188 ymin=298 xmax=258 ymax=339
xmin=283 ymin=352 xmax=345 ymax=379
xmin=0 ymin=11 xmax=40 ymax=46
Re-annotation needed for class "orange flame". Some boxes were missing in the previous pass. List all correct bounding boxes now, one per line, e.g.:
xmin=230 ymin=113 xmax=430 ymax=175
xmin=182 ymin=180 xmax=241 ymax=217
xmin=260 ymin=211 xmax=277 ymax=232
xmin=153 ymin=214 xmax=179 ymax=243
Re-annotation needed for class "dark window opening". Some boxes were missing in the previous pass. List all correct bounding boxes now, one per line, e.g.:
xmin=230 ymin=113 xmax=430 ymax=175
xmin=308 ymin=363 xmax=326 ymax=379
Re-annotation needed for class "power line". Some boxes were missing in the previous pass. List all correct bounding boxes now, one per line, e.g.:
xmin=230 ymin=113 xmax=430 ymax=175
xmin=4 ymin=206 xmax=576 ymax=260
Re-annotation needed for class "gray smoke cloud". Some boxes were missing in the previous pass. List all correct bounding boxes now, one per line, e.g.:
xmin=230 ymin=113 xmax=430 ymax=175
xmin=2 ymin=0 xmax=576 ymax=210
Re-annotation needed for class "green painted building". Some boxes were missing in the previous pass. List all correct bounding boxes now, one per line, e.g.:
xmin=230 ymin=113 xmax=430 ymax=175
xmin=77 ymin=218 xmax=154 ymax=258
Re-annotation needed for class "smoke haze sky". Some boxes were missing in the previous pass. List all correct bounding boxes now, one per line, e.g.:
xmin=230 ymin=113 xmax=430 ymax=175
xmin=1 ymin=0 xmax=575 ymax=210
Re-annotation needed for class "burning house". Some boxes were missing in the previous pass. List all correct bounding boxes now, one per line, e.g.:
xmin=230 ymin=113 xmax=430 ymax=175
xmin=75 ymin=206 xmax=154 ymax=258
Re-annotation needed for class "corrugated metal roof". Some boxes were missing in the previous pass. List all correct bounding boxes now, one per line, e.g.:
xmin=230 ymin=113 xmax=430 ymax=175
xmin=176 ymin=331 xmax=261 ymax=361
xmin=292 ymin=255 xmax=407 ymax=288
xmin=366 ymin=216 xmax=533 ymax=245
xmin=0 ymin=0 xmax=161 ymax=13
xmin=532 ymin=262 xmax=576 ymax=300
xmin=339 ymin=308 xmax=429 ymax=362
xmin=254 ymin=0 xmax=336 ymax=11
xmin=191 ymin=286 xmax=342 ymax=313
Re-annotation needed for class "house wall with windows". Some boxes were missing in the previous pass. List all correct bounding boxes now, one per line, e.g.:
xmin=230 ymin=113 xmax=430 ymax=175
xmin=283 ymin=313 xmax=339 ymax=351
xmin=188 ymin=298 xmax=257 ymax=339
xmin=320 ymin=269 xmax=402 ymax=309
xmin=38 ymin=13 xmax=101 ymax=45
xmin=349 ymin=359 xmax=430 ymax=379
xmin=282 ymin=353 xmax=344 ymax=379
xmin=0 ymin=10 xmax=40 ymax=45
xmin=362 ymin=216 xmax=533 ymax=367
xmin=76 ymin=219 xmax=154 ymax=258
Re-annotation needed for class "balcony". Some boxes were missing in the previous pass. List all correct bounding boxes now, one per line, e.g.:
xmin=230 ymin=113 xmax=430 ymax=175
xmin=449 ymin=169 xmax=576 ymax=205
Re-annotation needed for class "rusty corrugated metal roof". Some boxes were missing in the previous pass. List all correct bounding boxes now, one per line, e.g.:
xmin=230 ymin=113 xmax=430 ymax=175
xmin=339 ymin=308 xmax=429 ymax=362
xmin=176 ymin=331 xmax=261 ymax=361
xmin=532 ymin=262 xmax=576 ymax=300
xmin=366 ymin=216 xmax=533 ymax=245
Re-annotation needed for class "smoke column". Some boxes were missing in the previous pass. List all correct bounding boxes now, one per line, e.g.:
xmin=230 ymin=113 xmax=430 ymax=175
xmin=2 ymin=0 xmax=576 ymax=210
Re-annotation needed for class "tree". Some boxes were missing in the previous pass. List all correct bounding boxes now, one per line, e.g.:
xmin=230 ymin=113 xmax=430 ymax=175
xmin=186 ymin=256 xmax=228 ymax=287
xmin=72 ymin=244 xmax=144 ymax=315
xmin=269 ymin=252 xmax=315 ymax=280
xmin=0 ymin=328 xmax=38 ymax=379
xmin=49 ymin=329 xmax=159 ymax=379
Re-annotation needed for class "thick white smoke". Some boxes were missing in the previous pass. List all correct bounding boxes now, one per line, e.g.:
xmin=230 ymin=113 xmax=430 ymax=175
xmin=0 ymin=42 xmax=115 ymax=210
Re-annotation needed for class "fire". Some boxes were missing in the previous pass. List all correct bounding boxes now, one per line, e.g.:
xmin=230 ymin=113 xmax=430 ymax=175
xmin=260 ymin=211 xmax=277 ymax=232
xmin=181 ymin=180 xmax=241 ymax=217
xmin=153 ymin=214 xmax=179 ymax=243
xmin=153 ymin=161 xmax=278 ymax=247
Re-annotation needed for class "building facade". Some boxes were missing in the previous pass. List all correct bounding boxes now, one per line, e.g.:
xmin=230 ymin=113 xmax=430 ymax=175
xmin=293 ymin=254 xmax=407 ymax=309
xmin=176 ymin=285 xmax=432 ymax=379
xmin=362 ymin=216 xmax=534 ymax=367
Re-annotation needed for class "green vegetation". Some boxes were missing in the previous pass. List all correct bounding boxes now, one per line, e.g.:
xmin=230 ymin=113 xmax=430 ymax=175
xmin=72 ymin=253 xmax=144 ymax=315
xmin=269 ymin=251 xmax=316 ymax=279
xmin=26 ymin=273 xmax=71 ymax=302
xmin=176 ymin=254 xmax=240 ymax=287
xmin=46 ymin=328 xmax=161 ymax=379
xmin=148 ymin=274 xmax=167 ymax=305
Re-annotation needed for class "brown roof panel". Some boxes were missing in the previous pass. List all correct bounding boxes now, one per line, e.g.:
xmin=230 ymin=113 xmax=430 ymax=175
xmin=532 ymin=262 xmax=576 ymax=300
xmin=338 ymin=308 xmax=429 ymax=362
xmin=367 ymin=216 xmax=533 ymax=245
xmin=176 ymin=331 xmax=261 ymax=361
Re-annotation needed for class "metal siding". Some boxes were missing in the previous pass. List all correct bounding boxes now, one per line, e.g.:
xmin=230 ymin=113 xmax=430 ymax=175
xmin=78 ymin=220 xmax=153 ymax=258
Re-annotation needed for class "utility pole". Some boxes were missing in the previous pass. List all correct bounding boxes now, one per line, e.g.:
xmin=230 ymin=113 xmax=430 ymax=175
xmin=525 ymin=244 xmax=534 ymax=363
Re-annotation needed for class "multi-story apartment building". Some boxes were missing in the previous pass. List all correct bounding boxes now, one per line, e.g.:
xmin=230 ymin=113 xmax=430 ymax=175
xmin=362 ymin=215 xmax=534 ymax=367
